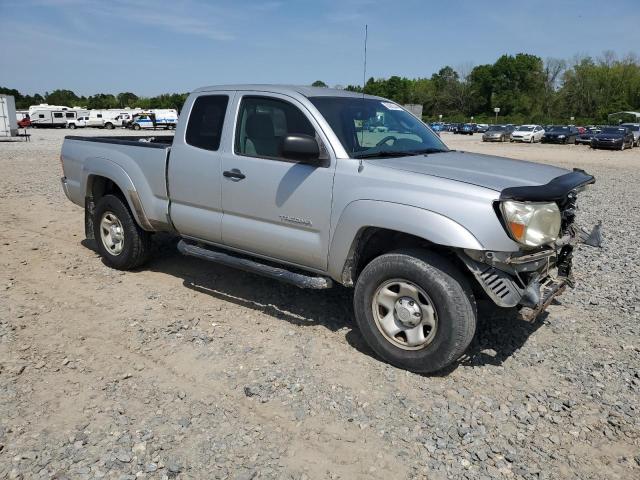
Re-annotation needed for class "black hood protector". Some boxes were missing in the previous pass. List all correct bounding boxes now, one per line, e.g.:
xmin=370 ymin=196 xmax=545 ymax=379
xmin=499 ymin=169 xmax=595 ymax=202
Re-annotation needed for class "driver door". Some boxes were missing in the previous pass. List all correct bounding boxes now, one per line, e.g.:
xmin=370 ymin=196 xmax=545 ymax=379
xmin=219 ymin=93 xmax=335 ymax=271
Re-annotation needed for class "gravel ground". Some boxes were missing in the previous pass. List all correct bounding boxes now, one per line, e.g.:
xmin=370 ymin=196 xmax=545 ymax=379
xmin=0 ymin=129 xmax=638 ymax=479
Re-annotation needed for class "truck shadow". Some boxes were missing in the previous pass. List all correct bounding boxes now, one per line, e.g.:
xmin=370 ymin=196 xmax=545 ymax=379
xmin=85 ymin=235 xmax=549 ymax=374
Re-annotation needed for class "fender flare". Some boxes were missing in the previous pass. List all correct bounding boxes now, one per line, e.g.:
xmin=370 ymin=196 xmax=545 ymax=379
xmin=327 ymin=200 xmax=484 ymax=283
xmin=82 ymin=157 xmax=154 ymax=231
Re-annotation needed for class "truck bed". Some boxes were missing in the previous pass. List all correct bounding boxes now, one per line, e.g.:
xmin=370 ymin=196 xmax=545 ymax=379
xmin=64 ymin=135 xmax=174 ymax=149
xmin=61 ymin=134 xmax=174 ymax=232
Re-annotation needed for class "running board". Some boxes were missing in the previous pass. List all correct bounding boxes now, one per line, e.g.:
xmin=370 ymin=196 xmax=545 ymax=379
xmin=177 ymin=240 xmax=333 ymax=289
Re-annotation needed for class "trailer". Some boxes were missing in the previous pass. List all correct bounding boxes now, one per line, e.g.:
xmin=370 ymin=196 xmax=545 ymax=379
xmin=29 ymin=109 xmax=76 ymax=128
xmin=85 ymin=109 xmax=141 ymax=129
xmin=1 ymin=95 xmax=19 ymax=137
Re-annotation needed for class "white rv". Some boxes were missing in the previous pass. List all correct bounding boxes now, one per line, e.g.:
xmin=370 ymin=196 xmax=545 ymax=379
xmin=30 ymin=109 xmax=77 ymax=128
xmin=27 ymin=104 xmax=87 ymax=128
xmin=0 ymin=94 xmax=18 ymax=137
xmin=86 ymin=109 xmax=141 ymax=129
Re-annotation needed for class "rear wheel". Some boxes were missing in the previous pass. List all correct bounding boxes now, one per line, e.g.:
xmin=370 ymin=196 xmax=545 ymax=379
xmin=105 ymin=122 xmax=114 ymax=130
xmin=68 ymin=123 xmax=76 ymax=129
xmin=93 ymin=194 xmax=151 ymax=270
xmin=133 ymin=123 xmax=141 ymax=131
xmin=353 ymin=249 xmax=476 ymax=373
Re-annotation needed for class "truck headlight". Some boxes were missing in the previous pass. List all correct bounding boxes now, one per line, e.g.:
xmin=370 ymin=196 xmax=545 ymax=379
xmin=500 ymin=201 xmax=561 ymax=247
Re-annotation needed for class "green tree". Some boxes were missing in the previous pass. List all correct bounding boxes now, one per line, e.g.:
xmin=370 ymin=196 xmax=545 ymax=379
xmin=311 ymin=80 xmax=328 ymax=88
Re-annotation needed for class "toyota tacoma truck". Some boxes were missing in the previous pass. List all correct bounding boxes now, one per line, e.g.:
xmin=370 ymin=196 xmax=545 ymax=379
xmin=60 ymin=85 xmax=601 ymax=373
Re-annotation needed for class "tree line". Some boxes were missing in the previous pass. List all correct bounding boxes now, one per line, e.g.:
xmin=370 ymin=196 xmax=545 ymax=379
xmin=2 ymin=51 xmax=639 ymax=124
xmin=0 ymin=88 xmax=188 ymax=112
xmin=341 ymin=51 xmax=640 ymax=124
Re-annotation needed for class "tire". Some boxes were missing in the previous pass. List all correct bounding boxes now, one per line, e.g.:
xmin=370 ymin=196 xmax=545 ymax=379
xmin=68 ymin=123 xmax=76 ymax=129
xmin=105 ymin=122 xmax=114 ymax=130
xmin=620 ymin=142 xmax=625 ymax=151
xmin=93 ymin=194 xmax=151 ymax=270
xmin=133 ymin=123 xmax=141 ymax=131
xmin=353 ymin=249 xmax=476 ymax=373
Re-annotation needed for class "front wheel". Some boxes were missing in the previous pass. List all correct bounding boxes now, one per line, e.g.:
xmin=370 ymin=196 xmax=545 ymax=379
xmin=93 ymin=194 xmax=151 ymax=270
xmin=353 ymin=250 xmax=476 ymax=373
xmin=133 ymin=123 xmax=141 ymax=131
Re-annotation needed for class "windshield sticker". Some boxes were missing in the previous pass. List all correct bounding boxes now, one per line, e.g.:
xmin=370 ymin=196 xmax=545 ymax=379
xmin=381 ymin=102 xmax=403 ymax=111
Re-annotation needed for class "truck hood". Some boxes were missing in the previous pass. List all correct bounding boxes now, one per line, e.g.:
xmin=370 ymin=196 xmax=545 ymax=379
xmin=369 ymin=150 xmax=568 ymax=192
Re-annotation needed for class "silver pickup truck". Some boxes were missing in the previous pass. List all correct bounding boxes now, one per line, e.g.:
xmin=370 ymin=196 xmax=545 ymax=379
xmin=61 ymin=85 xmax=601 ymax=373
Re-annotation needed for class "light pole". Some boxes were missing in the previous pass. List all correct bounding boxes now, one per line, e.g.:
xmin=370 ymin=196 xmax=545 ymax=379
xmin=470 ymin=116 xmax=474 ymax=124
xmin=438 ymin=114 xmax=443 ymax=123
xmin=494 ymin=107 xmax=500 ymax=124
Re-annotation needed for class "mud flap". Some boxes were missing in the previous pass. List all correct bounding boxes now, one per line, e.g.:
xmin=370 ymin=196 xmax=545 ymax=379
xmin=85 ymin=196 xmax=95 ymax=240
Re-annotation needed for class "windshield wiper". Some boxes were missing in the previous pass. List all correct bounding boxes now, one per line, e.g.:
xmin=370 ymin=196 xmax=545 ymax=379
xmin=353 ymin=148 xmax=448 ymax=159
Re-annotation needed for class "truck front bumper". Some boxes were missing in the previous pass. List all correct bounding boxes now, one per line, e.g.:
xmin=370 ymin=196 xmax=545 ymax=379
xmin=458 ymin=222 xmax=602 ymax=318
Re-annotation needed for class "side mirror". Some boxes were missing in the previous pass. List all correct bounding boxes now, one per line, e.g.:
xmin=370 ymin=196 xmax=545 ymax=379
xmin=281 ymin=134 xmax=320 ymax=164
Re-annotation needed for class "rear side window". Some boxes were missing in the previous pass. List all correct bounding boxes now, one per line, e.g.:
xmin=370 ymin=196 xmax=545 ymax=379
xmin=186 ymin=95 xmax=229 ymax=151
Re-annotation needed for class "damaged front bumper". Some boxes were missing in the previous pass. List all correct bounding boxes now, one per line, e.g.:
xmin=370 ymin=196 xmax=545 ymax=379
xmin=458 ymin=222 xmax=602 ymax=319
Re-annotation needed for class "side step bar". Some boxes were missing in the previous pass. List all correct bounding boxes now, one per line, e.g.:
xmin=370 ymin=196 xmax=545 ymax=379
xmin=177 ymin=240 xmax=333 ymax=289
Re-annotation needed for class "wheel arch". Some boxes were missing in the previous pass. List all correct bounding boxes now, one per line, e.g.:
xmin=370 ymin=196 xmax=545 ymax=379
xmin=83 ymin=162 xmax=154 ymax=239
xmin=328 ymin=200 xmax=484 ymax=286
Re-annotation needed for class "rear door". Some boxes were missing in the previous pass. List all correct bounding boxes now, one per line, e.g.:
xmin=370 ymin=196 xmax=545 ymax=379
xmin=219 ymin=93 xmax=335 ymax=271
xmin=167 ymin=92 xmax=232 ymax=243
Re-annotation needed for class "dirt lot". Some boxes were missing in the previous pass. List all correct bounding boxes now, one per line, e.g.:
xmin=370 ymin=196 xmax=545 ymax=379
xmin=1 ymin=129 xmax=638 ymax=479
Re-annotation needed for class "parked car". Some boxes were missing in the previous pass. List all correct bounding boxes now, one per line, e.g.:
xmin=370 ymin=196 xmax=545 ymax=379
xmin=60 ymin=85 xmax=600 ymax=374
xmin=454 ymin=123 xmax=474 ymax=135
xmin=575 ymin=127 xmax=601 ymax=145
xmin=510 ymin=125 xmax=545 ymax=143
xmin=541 ymin=126 xmax=579 ymax=144
xmin=620 ymin=123 xmax=640 ymax=147
xmin=475 ymin=123 xmax=489 ymax=133
xmin=591 ymin=126 xmax=635 ymax=150
xmin=482 ymin=125 xmax=513 ymax=142
xmin=66 ymin=116 xmax=89 ymax=129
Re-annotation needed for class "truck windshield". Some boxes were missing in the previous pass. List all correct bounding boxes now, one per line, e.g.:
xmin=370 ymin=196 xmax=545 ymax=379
xmin=309 ymin=96 xmax=448 ymax=158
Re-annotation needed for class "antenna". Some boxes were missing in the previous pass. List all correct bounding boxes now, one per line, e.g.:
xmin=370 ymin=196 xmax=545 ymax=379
xmin=362 ymin=24 xmax=368 ymax=95
xmin=359 ymin=24 xmax=368 ymax=169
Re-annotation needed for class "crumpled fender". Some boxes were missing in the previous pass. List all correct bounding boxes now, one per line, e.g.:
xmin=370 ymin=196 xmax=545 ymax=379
xmin=327 ymin=200 xmax=484 ymax=282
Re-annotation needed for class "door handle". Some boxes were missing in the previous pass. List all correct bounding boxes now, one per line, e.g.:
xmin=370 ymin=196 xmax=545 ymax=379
xmin=223 ymin=168 xmax=246 ymax=180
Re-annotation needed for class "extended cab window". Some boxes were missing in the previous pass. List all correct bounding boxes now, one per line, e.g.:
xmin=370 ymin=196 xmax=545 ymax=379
xmin=235 ymin=96 xmax=316 ymax=159
xmin=186 ymin=95 xmax=229 ymax=151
